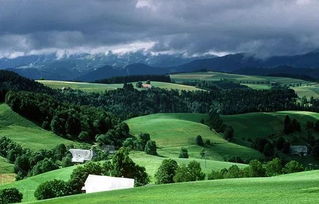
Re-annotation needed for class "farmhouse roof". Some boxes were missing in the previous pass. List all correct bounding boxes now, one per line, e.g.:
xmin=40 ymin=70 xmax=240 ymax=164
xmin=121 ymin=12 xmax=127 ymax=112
xmin=82 ymin=175 xmax=135 ymax=193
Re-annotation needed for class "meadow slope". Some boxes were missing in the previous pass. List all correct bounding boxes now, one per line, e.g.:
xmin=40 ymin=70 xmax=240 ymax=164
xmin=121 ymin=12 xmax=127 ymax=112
xmin=0 ymin=104 xmax=76 ymax=151
xmin=0 ymin=152 xmax=246 ymax=202
xmin=126 ymin=113 xmax=263 ymax=161
xmin=38 ymin=80 xmax=202 ymax=92
xmin=34 ymin=170 xmax=319 ymax=204
xmin=171 ymin=71 xmax=319 ymax=98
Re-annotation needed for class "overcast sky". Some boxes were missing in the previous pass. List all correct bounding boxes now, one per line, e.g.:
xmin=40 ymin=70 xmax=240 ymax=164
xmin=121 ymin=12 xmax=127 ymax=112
xmin=1 ymin=0 xmax=319 ymax=58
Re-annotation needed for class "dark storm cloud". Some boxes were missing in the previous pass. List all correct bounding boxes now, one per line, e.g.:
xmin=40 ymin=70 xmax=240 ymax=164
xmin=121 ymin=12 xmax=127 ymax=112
xmin=0 ymin=0 xmax=319 ymax=58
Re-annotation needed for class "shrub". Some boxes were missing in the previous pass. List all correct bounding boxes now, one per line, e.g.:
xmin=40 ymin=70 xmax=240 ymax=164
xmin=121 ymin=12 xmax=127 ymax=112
xmin=283 ymin=160 xmax=304 ymax=174
xmin=0 ymin=188 xmax=23 ymax=203
xmin=223 ymin=126 xmax=234 ymax=141
xmin=196 ymin=135 xmax=204 ymax=146
xmin=174 ymin=161 xmax=205 ymax=182
xmin=265 ymin=158 xmax=282 ymax=176
xmin=34 ymin=180 xmax=70 ymax=200
xmin=155 ymin=159 xmax=179 ymax=184
xmin=68 ymin=162 xmax=103 ymax=194
xmin=207 ymin=170 xmax=224 ymax=180
xmin=179 ymin=148 xmax=189 ymax=158
xmin=31 ymin=158 xmax=59 ymax=176
xmin=144 ymin=140 xmax=157 ymax=155
xmin=248 ymin=160 xmax=265 ymax=177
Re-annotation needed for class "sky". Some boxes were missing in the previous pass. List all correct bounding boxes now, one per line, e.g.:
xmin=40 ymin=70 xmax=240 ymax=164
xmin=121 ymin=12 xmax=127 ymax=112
xmin=0 ymin=0 xmax=319 ymax=58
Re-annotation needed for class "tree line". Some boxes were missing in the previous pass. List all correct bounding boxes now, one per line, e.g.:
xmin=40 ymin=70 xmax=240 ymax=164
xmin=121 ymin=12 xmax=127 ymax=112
xmin=57 ymin=85 xmax=298 ymax=119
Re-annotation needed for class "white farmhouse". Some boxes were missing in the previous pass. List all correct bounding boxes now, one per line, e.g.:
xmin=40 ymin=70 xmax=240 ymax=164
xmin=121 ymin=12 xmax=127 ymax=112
xmin=69 ymin=149 xmax=94 ymax=163
xmin=82 ymin=175 xmax=135 ymax=193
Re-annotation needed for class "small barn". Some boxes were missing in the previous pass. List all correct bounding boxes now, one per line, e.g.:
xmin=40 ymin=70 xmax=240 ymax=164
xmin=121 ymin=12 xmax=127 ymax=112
xmin=82 ymin=175 xmax=135 ymax=193
xmin=69 ymin=149 xmax=94 ymax=163
xmin=290 ymin=145 xmax=308 ymax=156
xmin=142 ymin=84 xmax=152 ymax=88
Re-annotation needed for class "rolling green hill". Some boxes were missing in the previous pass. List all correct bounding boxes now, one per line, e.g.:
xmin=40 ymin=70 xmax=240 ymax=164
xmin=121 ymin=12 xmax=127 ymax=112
xmin=34 ymin=170 xmax=319 ymax=204
xmin=0 ymin=152 xmax=246 ymax=202
xmin=38 ymin=80 xmax=202 ymax=92
xmin=222 ymin=111 xmax=319 ymax=144
xmin=126 ymin=113 xmax=263 ymax=161
xmin=0 ymin=104 xmax=76 ymax=151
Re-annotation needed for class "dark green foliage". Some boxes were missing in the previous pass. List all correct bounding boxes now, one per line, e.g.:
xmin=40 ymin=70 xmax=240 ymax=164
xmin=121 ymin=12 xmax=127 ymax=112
xmin=223 ymin=126 xmax=234 ymax=141
xmin=283 ymin=161 xmax=305 ymax=173
xmin=96 ymin=75 xmax=171 ymax=84
xmin=265 ymin=158 xmax=282 ymax=176
xmin=14 ymin=155 xmax=30 ymax=177
xmin=283 ymin=115 xmax=301 ymax=134
xmin=173 ymin=161 xmax=205 ymax=182
xmin=312 ymin=144 xmax=319 ymax=158
xmin=0 ymin=70 xmax=53 ymax=94
xmin=207 ymin=170 xmax=224 ymax=180
xmin=31 ymin=158 xmax=59 ymax=176
xmin=138 ymin=133 xmax=151 ymax=150
xmin=179 ymin=147 xmax=189 ymax=158
xmin=136 ymin=81 xmax=143 ymax=88
xmin=69 ymin=162 xmax=103 ymax=194
xmin=0 ymin=188 xmax=23 ymax=204
xmin=144 ymin=140 xmax=157 ymax=155
xmin=56 ymin=85 xmax=298 ymax=120
xmin=263 ymin=143 xmax=274 ymax=157
xmin=195 ymin=135 xmax=204 ymax=146
xmin=34 ymin=180 xmax=70 ymax=200
xmin=5 ymin=91 xmax=124 ymax=144
xmin=248 ymin=160 xmax=265 ymax=177
xmin=155 ymin=159 xmax=179 ymax=184
xmin=110 ymin=148 xmax=149 ymax=186
xmin=208 ymin=109 xmax=225 ymax=133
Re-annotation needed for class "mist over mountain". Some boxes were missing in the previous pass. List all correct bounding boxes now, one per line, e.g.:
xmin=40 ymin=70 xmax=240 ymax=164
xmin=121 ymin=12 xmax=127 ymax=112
xmin=2 ymin=50 xmax=319 ymax=81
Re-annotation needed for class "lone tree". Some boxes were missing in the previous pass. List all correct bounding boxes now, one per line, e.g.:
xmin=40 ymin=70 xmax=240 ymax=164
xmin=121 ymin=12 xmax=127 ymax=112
xmin=155 ymin=159 xmax=179 ymax=184
xmin=179 ymin=147 xmax=189 ymax=158
xmin=196 ymin=135 xmax=204 ymax=146
xmin=223 ymin=126 xmax=234 ymax=141
xmin=144 ymin=140 xmax=157 ymax=155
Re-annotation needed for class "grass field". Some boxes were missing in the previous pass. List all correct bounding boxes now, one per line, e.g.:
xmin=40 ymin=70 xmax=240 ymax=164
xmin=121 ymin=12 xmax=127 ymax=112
xmin=170 ymin=71 xmax=308 ymax=85
xmin=126 ymin=113 xmax=263 ymax=161
xmin=38 ymin=80 xmax=202 ymax=92
xmin=34 ymin=170 xmax=319 ymax=204
xmin=0 ymin=156 xmax=15 ymax=185
xmin=0 ymin=104 xmax=76 ymax=151
xmin=171 ymin=71 xmax=319 ymax=98
xmin=0 ymin=165 xmax=78 ymax=202
xmin=0 ymin=152 xmax=246 ymax=202
xmin=222 ymin=111 xmax=319 ymax=144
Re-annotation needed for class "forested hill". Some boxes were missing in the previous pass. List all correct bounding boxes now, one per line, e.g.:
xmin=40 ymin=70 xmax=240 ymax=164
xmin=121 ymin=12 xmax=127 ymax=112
xmin=0 ymin=70 xmax=53 ymax=93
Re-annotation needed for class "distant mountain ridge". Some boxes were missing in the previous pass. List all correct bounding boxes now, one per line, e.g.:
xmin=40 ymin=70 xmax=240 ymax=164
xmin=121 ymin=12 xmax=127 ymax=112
xmin=2 ymin=50 xmax=319 ymax=81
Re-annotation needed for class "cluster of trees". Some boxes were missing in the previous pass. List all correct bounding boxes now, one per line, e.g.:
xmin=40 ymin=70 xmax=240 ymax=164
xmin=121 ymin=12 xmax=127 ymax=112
xmin=283 ymin=115 xmax=301 ymax=134
xmin=0 ymin=137 xmax=73 ymax=179
xmin=154 ymin=158 xmax=306 ymax=186
xmin=208 ymin=158 xmax=305 ymax=180
xmin=155 ymin=159 xmax=205 ymax=184
xmin=96 ymin=75 xmax=171 ymax=84
xmin=5 ymin=91 xmax=130 ymax=146
xmin=56 ymin=85 xmax=298 ymax=119
xmin=34 ymin=148 xmax=149 ymax=200
xmin=183 ymin=80 xmax=249 ymax=90
xmin=0 ymin=188 xmax=23 ymax=204
xmin=123 ymin=133 xmax=157 ymax=155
